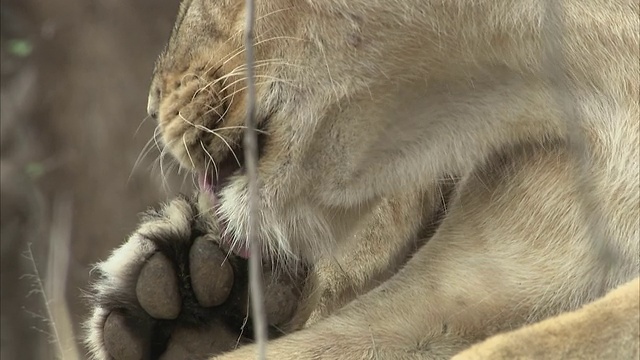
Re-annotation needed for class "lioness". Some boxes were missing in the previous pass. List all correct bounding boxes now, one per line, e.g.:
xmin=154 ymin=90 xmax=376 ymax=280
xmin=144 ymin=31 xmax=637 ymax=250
xmin=86 ymin=0 xmax=639 ymax=359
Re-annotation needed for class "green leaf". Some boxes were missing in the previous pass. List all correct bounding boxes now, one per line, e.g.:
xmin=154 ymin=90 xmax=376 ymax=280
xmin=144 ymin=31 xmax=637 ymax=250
xmin=8 ymin=39 xmax=33 ymax=57
xmin=25 ymin=163 xmax=45 ymax=179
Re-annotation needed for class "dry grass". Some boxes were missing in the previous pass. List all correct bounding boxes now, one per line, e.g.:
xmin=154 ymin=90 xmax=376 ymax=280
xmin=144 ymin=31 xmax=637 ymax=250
xmin=22 ymin=194 xmax=80 ymax=360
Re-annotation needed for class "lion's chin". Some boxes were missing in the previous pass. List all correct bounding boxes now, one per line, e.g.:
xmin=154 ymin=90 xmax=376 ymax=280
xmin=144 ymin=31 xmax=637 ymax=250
xmin=199 ymin=174 xmax=251 ymax=259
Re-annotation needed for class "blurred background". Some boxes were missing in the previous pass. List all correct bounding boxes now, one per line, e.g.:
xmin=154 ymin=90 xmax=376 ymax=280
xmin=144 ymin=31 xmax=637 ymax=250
xmin=0 ymin=1 xmax=188 ymax=358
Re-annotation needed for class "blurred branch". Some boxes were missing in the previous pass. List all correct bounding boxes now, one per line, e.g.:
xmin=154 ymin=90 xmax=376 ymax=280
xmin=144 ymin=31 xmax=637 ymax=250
xmin=243 ymin=0 xmax=268 ymax=359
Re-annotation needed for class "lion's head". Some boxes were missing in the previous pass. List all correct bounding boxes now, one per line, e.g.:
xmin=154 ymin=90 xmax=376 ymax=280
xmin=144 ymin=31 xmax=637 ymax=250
xmin=146 ymin=0 xmax=476 ymax=260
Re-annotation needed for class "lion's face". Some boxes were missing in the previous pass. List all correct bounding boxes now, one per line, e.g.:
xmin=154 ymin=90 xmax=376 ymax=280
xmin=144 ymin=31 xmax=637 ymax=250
xmin=148 ymin=0 xmax=259 ymax=176
xmin=147 ymin=0 xmax=428 ymax=259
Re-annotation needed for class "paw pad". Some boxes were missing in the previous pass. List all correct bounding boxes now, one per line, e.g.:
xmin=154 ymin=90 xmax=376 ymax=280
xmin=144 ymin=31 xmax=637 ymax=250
xmin=103 ymin=311 xmax=147 ymax=360
xmin=190 ymin=236 xmax=234 ymax=307
xmin=136 ymin=253 xmax=181 ymax=320
xmin=90 ymin=197 xmax=309 ymax=359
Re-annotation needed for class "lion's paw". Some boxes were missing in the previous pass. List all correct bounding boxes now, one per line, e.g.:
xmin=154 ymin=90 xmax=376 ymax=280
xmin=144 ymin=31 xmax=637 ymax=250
xmin=85 ymin=197 xmax=305 ymax=360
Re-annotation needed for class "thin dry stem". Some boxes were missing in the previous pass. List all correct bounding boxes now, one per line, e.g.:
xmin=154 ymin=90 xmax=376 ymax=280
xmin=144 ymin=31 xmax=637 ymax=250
xmin=22 ymin=192 xmax=80 ymax=360
xmin=25 ymin=243 xmax=66 ymax=359
xmin=46 ymin=193 xmax=81 ymax=360
xmin=243 ymin=0 xmax=268 ymax=359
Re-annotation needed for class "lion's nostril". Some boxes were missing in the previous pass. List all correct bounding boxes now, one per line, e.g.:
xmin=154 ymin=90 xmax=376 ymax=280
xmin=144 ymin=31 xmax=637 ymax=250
xmin=147 ymin=86 xmax=161 ymax=121
xmin=147 ymin=100 xmax=160 ymax=120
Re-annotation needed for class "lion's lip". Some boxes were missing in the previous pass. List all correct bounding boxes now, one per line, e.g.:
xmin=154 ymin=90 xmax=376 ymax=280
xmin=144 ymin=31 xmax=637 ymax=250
xmin=198 ymin=146 xmax=243 ymax=197
xmin=200 ymin=127 xmax=268 ymax=193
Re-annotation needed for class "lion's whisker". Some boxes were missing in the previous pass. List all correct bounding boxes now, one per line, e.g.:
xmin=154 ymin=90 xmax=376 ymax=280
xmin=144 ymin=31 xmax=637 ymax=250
xmin=177 ymin=112 xmax=243 ymax=168
xmin=129 ymin=129 xmax=161 ymax=182
xmin=182 ymin=133 xmax=197 ymax=170
xmin=201 ymin=140 xmax=220 ymax=181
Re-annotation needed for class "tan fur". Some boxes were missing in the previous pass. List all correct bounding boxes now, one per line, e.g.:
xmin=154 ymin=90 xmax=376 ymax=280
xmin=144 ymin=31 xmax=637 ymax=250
xmin=144 ymin=0 xmax=639 ymax=358
xmin=452 ymin=278 xmax=640 ymax=360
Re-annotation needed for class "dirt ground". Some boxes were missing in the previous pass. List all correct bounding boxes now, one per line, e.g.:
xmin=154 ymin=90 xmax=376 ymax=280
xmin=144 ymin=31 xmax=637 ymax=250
xmin=0 ymin=1 xmax=189 ymax=358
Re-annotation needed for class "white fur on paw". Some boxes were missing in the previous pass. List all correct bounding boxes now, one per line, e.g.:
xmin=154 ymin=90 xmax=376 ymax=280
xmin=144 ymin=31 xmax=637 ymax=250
xmin=85 ymin=233 xmax=157 ymax=360
xmin=85 ymin=307 xmax=112 ymax=360
xmin=137 ymin=198 xmax=193 ymax=239
xmin=84 ymin=197 xmax=195 ymax=360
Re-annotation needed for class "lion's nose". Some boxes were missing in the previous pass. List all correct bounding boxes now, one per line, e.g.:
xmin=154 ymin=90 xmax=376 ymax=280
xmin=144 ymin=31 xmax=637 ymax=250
xmin=147 ymin=84 xmax=160 ymax=120
xmin=147 ymin=106 xmax=158 ymax=120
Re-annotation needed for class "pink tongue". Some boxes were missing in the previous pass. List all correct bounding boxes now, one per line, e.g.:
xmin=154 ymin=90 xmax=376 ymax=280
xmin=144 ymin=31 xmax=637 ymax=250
xmin=234 ymin=244 xmax=251 ymax=259
xmin=199 ymin=174 xmax=213 ymax=192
